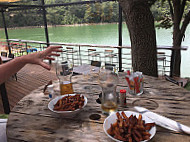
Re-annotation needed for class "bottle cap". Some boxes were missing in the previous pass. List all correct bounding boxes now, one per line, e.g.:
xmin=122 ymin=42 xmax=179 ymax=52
xmin=120 ymin=89 xmax=126 ymax=93
xmin=47 ymin=84 xmax=54 ymax=93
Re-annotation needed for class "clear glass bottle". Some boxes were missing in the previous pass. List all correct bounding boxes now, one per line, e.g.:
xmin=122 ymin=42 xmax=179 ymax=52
xmin=99 ymin=67 xmax=119 ymax=115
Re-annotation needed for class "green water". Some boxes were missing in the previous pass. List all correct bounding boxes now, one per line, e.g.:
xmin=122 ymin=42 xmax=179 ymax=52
xmin=0 ymin=23 xmax=189 ymax=77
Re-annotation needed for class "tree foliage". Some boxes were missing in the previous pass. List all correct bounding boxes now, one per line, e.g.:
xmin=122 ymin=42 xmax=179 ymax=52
xmin=0 ymin=1 xmax=119 ymax=28
xmin=153 ymin=0 xmax=190 ymax=77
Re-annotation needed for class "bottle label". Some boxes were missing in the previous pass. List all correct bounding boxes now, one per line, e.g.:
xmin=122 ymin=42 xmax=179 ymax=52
xmin=120 ymin=93 xmax=126 ymax=106
xmin=49 ymin=94 xmax=52 ymax=99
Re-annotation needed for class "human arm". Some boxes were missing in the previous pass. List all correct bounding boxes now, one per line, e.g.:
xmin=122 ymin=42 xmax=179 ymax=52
xmin=0 ymin=46 xmax=62 ymax=84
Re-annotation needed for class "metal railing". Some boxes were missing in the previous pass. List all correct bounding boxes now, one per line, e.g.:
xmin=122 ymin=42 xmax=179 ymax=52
xmin=0 ymin=39 xmax=188 ymax=76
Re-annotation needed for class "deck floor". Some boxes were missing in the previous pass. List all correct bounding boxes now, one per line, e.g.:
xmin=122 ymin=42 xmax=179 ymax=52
xmin=0 ymin=63 xmax=57 ymax=114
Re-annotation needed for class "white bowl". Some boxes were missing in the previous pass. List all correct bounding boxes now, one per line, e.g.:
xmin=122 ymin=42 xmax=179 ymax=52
xmin=48 ymin=94 xmax=87 ymax=117
xmin=103 ymin=111 xmax=156 ymax=142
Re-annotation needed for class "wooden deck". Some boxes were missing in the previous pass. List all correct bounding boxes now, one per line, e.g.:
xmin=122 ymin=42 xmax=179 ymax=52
xmin=0 ymin=63 xmax=57 ymax=114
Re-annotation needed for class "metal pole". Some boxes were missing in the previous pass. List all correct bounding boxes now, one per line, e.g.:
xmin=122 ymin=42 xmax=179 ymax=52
xmin=1 ymin=10 xmax=11 ymax=55
xmin=118 ymin=4 xmax=122 ymax=72
xmin=0 ymin=83 xmax=10 ymax=114
xmin=41 ymin=0 xmax=50 ymax=63
xmin=170 ymin=50 xmax=174 ymax=77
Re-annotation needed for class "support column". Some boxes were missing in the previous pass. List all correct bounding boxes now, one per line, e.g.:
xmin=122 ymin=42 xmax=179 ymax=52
xmin=41 ymin=0 xmax=50 ymax=63
xmin=0 ymin=83 xmax=10 ymax=114
xmin=118 ymin=4 xmax=122 ymax=72
xmin=1 ymin=10 xmax=11 ymax=55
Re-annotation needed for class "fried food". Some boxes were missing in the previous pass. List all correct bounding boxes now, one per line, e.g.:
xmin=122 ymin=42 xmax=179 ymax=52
xmin=53 ymin=94 xmax=85 ymax=111
xmin=107 ymin=112 xmax=155 ymax=142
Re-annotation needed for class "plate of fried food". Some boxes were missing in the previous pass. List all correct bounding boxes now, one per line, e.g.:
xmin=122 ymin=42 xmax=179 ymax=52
xmin=103 ymin=111 xmax=156 ymax=142
xmin=48 ymin=94 xmax=87 ymax=117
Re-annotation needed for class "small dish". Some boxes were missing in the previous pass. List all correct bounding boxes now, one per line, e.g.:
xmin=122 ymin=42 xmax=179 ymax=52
xmin=48 ymin=94 xmax=87 ymax=117
xmin=103 ymin=111 xmax=156 ymax=142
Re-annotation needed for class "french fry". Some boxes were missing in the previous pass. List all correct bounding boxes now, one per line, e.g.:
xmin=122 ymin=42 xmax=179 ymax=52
xmin=134 ymin=130 xmax=143 ymax=141
xmin=128 ymin=136 xmax=132 ymax=142
xmin=132 ymin=131 xmax=140 ymax=142
xmin=107 ymin=111 xmax=155 ymax=142
xmin=53 ymin=94 xmax=85 ymax=111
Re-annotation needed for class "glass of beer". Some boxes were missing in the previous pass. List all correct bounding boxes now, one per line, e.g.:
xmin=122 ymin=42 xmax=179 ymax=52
xmin=56 ymin=60 xmax=74 ymax=95
xmin=98 ymin=66 xmax=119 ymax=115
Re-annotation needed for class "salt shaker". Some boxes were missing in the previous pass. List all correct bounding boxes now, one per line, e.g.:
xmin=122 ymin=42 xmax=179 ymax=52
xmin=47 ymin=84 xmax=55 ymax=100
xmin=119 ymin=89 xmax=126 ymax=106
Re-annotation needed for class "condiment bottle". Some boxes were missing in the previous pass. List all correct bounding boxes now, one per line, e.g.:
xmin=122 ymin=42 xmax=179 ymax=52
xmin=47 ymin=84 xmax=55 ymax=100
xmin=119 ymin=89 xmax=126 ymax=106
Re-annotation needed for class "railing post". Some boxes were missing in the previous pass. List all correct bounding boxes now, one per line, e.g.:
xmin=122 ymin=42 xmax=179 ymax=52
xmin=79 ymin=45 xmax=82 ymax=65
xmin=25 ymin=42 xmax=28 ymax=54
xmin=170 ymin=50 xmax=175 ymax=77
xmin=118 ymin=4 xmax=122 ymax=72
xmin=1 ymin=10 xmax=11 ymax=55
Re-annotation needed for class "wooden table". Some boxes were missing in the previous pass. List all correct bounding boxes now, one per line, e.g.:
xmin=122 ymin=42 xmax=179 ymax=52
xmin=6 ymin=74 xmax=190 ymax=142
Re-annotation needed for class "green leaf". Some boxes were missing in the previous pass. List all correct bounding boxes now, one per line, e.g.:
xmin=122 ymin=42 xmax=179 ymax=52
xmin=0 ymin=114 xmax=8 ymax=119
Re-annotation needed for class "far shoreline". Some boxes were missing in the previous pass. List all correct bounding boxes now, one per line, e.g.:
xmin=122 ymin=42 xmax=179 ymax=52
xmin=0 ymin=22 xmax=120 ymax=30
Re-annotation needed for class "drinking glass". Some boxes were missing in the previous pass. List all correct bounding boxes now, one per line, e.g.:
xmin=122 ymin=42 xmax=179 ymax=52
xmin=83 ymin=65 xmax=100 ymax=93
xmin=98 ymin=66 xmax=119 ymax=115
xmin=56 ymin=60 xmax=74 ymax=95
xmin=125 ymin=71 xmax=143 ymax=96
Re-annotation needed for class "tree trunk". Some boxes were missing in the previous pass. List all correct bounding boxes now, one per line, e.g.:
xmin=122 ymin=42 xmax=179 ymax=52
xmin=118 ymin=0 xmax=158 ymax=77
xmin=171 ymin=33 xmax=182 ymax=77
xmin=171 ymin=0 xmax=183 ymax=77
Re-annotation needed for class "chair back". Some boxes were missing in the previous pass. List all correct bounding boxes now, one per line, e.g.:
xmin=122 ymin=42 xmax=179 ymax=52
xmin=8 ymin=54 xmax=14 ymax=59
xmin=105 ymin=63 xmax=116 ymax=71
xmin=1 ymin=52 xmax=7 ymax=57
xmin=91 ymin=61 xmax=101 ymax=67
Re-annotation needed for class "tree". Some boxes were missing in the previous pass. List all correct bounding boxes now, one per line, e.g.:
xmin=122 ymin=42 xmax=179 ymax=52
xmin=84 ymin=4 xmax=93 ymax=23
xmin=159 ymin=0 xmax=190 ymax=77
xmin=118 ymin=0 xmax=158 ymax=77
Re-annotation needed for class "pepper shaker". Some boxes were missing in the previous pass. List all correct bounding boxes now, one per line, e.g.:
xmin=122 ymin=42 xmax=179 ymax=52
xmin=119 ymin=89 xmax=126 ymax=106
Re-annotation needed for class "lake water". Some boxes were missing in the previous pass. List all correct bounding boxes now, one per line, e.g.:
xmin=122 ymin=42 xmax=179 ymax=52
xmin=0 ymin=23 xmax=189 ymax=77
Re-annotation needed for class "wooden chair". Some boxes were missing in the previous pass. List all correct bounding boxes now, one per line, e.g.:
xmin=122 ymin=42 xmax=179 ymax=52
xmin=91 ymin=60 xmax=101 ymax=67
xmin=88 ymin=49 xmax=101 ymax=64
xmin=104 ymin=50 xmax=117 ymax=64
xmin=66 ymin=47 xmax=79 ymax=66
xmin=105 ymin=63 xmax=116 ymax=71
xmin=157 ymin=52 xmax=166 ymax=77
xmin=1 ymin=52 xmax=7 ymax=57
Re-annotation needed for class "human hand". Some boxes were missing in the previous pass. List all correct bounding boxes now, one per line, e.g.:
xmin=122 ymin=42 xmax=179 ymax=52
xmin=25 ymin=46 xmax=62 ymax=70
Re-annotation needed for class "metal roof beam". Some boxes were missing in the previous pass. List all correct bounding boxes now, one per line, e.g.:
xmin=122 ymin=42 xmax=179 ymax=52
xmin=0 ymin=0 xmax=116 ymax=10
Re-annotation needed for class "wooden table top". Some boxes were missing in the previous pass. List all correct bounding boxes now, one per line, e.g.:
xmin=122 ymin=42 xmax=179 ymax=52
xmin=6 ymin=73 xmax=190 ymax=142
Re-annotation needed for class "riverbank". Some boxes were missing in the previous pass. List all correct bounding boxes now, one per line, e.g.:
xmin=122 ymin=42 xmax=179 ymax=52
xmin=0 ymin=22 xmax=119 ymax=30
